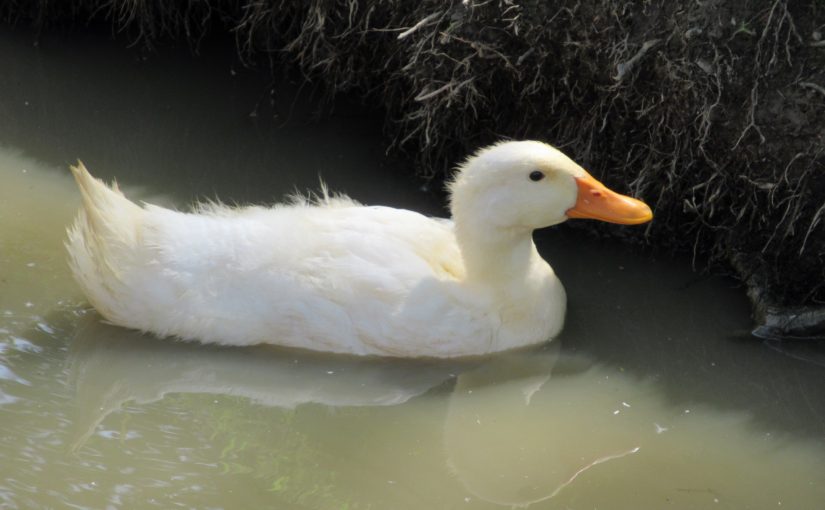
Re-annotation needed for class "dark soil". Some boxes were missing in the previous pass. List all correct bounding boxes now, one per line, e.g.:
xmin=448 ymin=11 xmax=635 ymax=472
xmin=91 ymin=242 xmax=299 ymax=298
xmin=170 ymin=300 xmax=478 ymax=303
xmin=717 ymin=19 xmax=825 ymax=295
xmin=3 ymin=0 xmax=825 ymax=338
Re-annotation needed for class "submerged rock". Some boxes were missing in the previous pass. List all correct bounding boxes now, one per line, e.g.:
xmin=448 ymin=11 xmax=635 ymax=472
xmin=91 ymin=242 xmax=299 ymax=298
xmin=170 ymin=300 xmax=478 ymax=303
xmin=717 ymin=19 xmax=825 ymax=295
xmin=3 ymin=0 xmax=824 ymax=339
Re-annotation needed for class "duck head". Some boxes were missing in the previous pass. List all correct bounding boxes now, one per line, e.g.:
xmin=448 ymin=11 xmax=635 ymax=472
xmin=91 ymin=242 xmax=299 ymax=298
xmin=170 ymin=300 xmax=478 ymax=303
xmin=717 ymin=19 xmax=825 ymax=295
xmin=448 ymin=141 xmax=653 ymax=231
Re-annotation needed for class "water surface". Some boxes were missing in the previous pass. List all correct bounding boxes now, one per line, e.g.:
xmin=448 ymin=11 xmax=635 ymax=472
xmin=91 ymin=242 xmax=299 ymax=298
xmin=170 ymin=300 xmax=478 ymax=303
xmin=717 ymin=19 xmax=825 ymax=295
xmin=1 ymin=28 xmax=824 ymax=509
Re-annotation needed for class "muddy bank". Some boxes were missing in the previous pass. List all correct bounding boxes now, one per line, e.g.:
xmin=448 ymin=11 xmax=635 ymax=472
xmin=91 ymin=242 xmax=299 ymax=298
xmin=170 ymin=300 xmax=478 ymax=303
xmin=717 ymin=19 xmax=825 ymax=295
xmin=4 ymin=1 xmax=824 ymax=338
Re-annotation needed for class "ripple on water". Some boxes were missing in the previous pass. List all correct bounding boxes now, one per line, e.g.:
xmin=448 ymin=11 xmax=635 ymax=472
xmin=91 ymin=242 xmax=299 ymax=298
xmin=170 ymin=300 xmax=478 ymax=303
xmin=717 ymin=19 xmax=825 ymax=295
xmin=97 ymin=430 xmax=142 ymax=441
xmin=35 ymin=322 xmax=56 ymax=336
xmin=0 ymin=390 xmax=19 ymax=406
xmin=0 ymin=363 xmax=30 ymax=386
xmin=9 ymin=336 xmax=43 ymax=354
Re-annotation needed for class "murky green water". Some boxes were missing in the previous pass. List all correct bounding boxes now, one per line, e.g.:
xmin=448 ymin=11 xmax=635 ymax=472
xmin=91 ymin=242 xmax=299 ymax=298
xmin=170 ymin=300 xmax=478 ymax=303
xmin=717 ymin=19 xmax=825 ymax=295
xmin=1 ymin=28 xmax=825 ymax=509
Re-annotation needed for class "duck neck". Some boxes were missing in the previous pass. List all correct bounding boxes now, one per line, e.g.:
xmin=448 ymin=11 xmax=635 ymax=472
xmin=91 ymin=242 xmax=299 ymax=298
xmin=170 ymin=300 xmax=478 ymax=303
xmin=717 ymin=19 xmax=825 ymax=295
xmin=453 ymin=217 xmax=539 ymax=289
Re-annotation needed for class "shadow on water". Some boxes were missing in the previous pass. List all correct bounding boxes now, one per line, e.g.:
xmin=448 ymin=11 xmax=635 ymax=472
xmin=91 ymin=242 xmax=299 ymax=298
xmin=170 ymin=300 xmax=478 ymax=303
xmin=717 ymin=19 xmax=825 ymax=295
xmin=536 ymin=231 xmax=825 ymax=440
xmin=0 ymin=28 xmax=442 ymax=214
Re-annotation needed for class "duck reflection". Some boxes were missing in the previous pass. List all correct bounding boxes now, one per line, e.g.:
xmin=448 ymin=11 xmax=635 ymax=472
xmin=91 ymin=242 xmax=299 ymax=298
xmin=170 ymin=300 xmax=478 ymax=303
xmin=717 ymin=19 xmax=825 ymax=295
xmin=67 ymin=315 xmax=466 ymax=451
xmin=67 ymin=316 xmax=825 ymax=508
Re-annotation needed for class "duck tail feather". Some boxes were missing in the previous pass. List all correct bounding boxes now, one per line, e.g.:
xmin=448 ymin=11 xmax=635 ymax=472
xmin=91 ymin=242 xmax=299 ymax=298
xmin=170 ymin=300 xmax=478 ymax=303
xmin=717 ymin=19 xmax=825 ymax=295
xmin=66 ymin=161 xmax=143 ymax=323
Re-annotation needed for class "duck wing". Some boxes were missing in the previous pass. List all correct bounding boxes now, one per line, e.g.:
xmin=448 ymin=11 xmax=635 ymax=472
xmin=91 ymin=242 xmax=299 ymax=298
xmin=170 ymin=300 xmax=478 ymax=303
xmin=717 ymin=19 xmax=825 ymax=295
xmin=66 ymin=163 xmax=487 ymax=355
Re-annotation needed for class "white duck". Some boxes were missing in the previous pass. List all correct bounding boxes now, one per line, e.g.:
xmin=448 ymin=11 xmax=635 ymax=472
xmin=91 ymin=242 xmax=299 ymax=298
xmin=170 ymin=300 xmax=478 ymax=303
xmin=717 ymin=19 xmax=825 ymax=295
xmin=66 ymin=141 xmax=651 ymax=358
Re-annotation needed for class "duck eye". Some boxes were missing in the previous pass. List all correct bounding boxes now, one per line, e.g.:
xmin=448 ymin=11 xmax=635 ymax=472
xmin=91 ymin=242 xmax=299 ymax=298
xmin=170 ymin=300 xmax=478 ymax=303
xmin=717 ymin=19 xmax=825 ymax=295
xmin=529 ymin=170 xmax=545 ymax=182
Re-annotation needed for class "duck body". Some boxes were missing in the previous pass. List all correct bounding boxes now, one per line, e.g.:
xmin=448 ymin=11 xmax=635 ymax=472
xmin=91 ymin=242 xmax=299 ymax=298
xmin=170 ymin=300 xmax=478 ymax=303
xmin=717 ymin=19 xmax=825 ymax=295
xmin=67 ymin=141 xmax=651 ymax=358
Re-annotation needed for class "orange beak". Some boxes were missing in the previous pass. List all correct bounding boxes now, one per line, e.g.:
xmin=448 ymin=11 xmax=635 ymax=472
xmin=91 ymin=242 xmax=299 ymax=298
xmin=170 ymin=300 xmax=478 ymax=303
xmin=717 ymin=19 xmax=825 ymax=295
xmin=566 ymin=173 xmax=653 ymax=225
